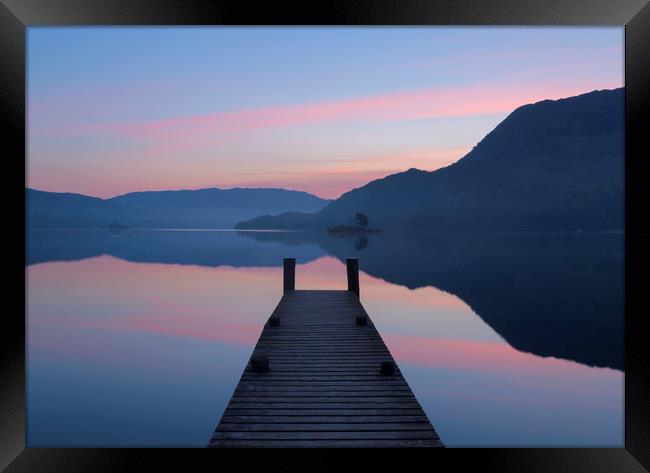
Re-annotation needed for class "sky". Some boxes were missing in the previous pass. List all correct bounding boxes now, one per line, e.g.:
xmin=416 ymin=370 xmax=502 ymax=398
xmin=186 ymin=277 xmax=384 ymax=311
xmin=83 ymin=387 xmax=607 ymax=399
xmin=27 ymin=27 xmax=623 ymax=200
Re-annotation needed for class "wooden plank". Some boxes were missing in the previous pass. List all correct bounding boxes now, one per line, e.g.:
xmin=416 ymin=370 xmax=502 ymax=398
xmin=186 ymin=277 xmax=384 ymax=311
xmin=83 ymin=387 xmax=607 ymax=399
xmin=212 ymin=431 xmax=438 ymax=440
xmin=238 ymin=368 xmax=398 ymax=372
xmin=232 ymin=394 xmax=415 ymax=400
xmin=232 ymin=392 xmax=413 ymax=398
xmin=239 ymin=376 xmax=404 ymax=382
xmin=234 ymin=388 xmax=412 ymax=395
xmin=246 ymin=355 xmax=393 ymax=359
xmin=229 ymin=396 xmax=416 ymax=403
xmin=223 ymin=408 xmax=428 ymax=416
xmin=244 ymin=357 xmax=392 ymax=368
xmin=241 ymin=369 xmax=401 ymax=375
xmin=255 ymin=340 xmax=387 ymax=345
xmin=255 ymin=347 xmax=389 ymax=352
xmin=228 ymin=400 xmax=420 ymax=410
xmin=219 ymin=415 xmax=430 ymax=423
xmin=216 ymin=423 xmax=434 ymax=432
xmin=209 ymin=439 xmax=443 ymax=448
xmin=209 ymin=289 xmax=442 ymax=448
xmin=235 ymin=381 xmax=410 ymax=387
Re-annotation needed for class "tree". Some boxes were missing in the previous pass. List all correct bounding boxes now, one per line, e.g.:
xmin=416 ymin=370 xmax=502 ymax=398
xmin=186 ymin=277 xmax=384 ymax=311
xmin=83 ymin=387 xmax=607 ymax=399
xmin=355 ymin=212 xmax=369 ymax=228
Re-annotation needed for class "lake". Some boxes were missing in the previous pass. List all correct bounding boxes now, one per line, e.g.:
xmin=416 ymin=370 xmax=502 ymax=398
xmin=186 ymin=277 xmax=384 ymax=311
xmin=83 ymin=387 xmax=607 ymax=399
xmin=26 ymin=229 xmax=624 ymax=447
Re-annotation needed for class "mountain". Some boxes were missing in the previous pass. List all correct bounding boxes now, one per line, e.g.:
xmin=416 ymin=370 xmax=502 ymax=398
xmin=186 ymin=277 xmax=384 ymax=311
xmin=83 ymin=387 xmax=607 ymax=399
xmin=26 ymin=189 xmax=128 ymax=228
xmin=26 ymin=187 xmax=330 ymax=229
xmin=236 ymin=88 xmax=624 ymax=231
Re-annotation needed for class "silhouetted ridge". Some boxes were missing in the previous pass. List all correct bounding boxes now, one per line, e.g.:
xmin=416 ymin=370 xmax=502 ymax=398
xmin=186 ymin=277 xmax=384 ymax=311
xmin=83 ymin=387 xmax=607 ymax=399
xmin=27 ymin=187 xmax=330 ymax=229
xmin=236 ymin=88 xmax=623 ymax=231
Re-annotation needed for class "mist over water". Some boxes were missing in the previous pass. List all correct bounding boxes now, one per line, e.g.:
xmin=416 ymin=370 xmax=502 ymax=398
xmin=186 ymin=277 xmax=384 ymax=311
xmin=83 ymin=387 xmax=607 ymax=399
xmin=26 ymin=229 xmax=623 ymax=447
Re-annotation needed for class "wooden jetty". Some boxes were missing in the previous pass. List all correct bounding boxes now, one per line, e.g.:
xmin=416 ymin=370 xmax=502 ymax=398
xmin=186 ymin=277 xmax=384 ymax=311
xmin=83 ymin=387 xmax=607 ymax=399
xmin=209 ymin=258 xmax=443 ymax=448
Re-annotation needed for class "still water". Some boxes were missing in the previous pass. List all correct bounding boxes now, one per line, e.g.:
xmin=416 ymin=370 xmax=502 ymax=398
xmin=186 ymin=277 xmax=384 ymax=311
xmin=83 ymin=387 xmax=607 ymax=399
xmin=26 ymin=229 xmax=624 ymax=447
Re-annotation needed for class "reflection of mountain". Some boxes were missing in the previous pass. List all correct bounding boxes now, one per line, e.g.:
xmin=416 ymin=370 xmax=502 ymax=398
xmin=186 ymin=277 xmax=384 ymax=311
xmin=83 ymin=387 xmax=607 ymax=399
xmin=26 ymin=230 xmax=323 ymax=268
xmin=27 ymin=229 xmax=623 ymax=371
xmin=27 ymin=187 xmax=329 ymax=229
xmin=242 ymin=230 xmax=624 ymax=371
xmin=237 ymin=88 xmax=623 ymax=231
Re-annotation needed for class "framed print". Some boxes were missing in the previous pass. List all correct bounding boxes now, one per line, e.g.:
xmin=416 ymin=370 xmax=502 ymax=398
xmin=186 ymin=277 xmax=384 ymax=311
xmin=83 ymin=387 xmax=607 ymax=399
xmin=2 ymin=0 xmax=649 ymax=471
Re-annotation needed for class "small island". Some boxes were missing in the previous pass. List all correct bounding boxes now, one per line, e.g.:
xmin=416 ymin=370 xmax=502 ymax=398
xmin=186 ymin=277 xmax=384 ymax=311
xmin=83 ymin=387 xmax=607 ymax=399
xmin=327 ymin=212 xmax=380 ymax=235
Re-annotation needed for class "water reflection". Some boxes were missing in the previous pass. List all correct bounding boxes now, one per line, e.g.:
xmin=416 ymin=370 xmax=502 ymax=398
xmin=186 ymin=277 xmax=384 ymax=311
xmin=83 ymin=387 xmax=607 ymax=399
xmin=26 ymin=229 xmax=623 ymax=446
xmin=242 ymin=230 xmax=624 ymax=370
xmin=26 ymin=229 xmax=323 ymax=267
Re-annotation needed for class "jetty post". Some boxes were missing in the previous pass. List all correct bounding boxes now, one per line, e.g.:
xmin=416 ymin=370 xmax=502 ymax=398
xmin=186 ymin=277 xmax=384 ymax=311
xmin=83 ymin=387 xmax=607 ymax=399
xmin=347 ymin=257 xmax=360 ymax=298
xmin=283 ymin=257 xmax=296 ymax=292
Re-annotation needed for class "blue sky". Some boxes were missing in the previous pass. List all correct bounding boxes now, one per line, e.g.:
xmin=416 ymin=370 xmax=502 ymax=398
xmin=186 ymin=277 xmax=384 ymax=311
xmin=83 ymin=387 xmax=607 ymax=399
xmin=27 ymin=27 xmax=623 ymax=198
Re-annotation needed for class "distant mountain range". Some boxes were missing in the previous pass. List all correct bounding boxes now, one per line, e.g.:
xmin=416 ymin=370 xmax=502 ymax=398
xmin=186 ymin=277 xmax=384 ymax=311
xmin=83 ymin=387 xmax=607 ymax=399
xmin=237 ymin=88 xmax=624 ymax=231
xmin=26 ymin=187 xmax=330 ymax=229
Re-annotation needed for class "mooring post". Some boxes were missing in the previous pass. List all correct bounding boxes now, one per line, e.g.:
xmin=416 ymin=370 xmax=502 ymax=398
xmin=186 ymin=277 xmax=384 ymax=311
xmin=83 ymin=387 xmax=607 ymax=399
xmin=347 ymin=257 xmax=359 ymax=298
xmin=283 ymin=257 xmax=296 ymax=292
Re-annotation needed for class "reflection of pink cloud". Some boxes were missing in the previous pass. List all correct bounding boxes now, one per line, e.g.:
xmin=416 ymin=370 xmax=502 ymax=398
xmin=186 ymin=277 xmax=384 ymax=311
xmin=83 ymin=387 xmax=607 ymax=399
xmin=70 ymin=314 xmax=263 ymax=346
xmin=28 ymin=253 xmax=623 ymax=420
xmin=267 ymin=256 xmax=348 ymax=290
xmin=362 ymin=276 xmax=469 ymax=311
xmin=28 ymin=255 xmax=280 ymax=348
xmin=133 ymin=317 xmax=260 ymax=345
xmin=385 ymin=334 xmax=622 ymax=381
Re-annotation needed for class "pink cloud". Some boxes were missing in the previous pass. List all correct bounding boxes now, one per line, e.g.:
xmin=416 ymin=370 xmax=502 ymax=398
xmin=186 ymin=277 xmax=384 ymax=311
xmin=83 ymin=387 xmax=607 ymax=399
xmin=28 ymin=142 xmax=471 ymax=199
xmin=29 ymin=78 xmax=622 ymax=199
xmin=118 ymin=83 xmax=601 ymax=142
xmin=36 ymin=80 xmax=620 ymax=143
xmin=215 ymin=168 xmax=403 ymax=200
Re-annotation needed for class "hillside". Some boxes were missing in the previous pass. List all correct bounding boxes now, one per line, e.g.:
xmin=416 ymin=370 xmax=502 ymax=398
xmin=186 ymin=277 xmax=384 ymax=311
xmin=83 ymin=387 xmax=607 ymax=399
xmin=236 ymin=88 xmax=624 ymax=231
xmin=27 ymin=187 xmax=330 ymax=229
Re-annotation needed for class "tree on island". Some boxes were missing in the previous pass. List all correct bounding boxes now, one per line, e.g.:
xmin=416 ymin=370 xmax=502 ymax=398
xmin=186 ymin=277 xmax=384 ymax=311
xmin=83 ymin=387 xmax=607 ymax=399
xmin=355 ymin=212 xmax=369 ymax=228
xmin=326 ymin=212 xmax=379 ymax=235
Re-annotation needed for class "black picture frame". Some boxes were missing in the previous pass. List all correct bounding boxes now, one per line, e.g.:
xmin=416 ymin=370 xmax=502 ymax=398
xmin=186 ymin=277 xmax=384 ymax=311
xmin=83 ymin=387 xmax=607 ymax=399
xmin=2 ymin=0 xmax=648 ymax=470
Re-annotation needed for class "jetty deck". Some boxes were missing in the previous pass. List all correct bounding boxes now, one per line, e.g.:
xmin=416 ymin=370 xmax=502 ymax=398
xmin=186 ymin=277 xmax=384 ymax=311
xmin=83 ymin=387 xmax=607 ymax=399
xmin=209 ymin=258 xmax=443 ymax=448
